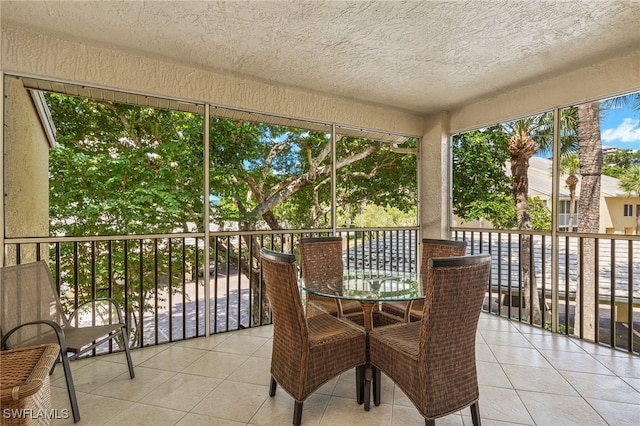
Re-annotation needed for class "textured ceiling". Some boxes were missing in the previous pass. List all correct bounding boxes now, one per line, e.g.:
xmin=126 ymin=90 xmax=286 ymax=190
xmin=2 ymin=1 xmax=640 ymax=114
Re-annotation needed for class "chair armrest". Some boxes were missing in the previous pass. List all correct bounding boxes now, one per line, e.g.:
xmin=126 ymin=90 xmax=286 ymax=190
xmin=1 ymin=320 xmax=68 ymax=353
xmin=68 ymin=297 xmax=126 ymax=325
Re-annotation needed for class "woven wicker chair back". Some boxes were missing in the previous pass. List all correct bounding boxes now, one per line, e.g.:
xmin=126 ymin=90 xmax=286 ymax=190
xmin=298 ymin=237 xmax=343 ymax=287
xmin=420 ymin=238 xmax=468 ymax=275
xmin=260 ymin=248 xmax=308 ymax=393
xmin=419 ymin=254 xmax=490 ymax=417
xmin=299 ymin=237 xmax=365 ymax=318
xmin=0 ymin=261 xmax=71 ymax=348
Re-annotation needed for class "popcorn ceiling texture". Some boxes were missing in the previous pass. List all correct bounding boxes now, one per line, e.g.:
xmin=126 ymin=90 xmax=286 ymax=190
xmin=2 ymin=0 xmax=639 ymax=115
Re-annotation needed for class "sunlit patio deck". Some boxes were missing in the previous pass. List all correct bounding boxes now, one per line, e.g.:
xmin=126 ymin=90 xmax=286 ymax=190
xmin=47 ymin=313 xmax=640 ymax=426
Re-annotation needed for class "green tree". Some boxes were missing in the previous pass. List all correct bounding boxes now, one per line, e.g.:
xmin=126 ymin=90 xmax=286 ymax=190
xmin=48 ymin=94 xmax=205 ymax=236
xmin=603 ymin=149 xmax=640 ymax=178
xmin=208 ymin=129 xmax=417 ymax=323
xmin=335 ymin=136 xmax=418 ymax=225
xmin=462 ymin=196 xmax=551 ymax=230
xmin=47 ymin=93 xmax=205 ymax=345
xmin=47 ymin=93 xmax=418 ymax=328
xmin=452 ymin=110 xmax=577 ymax=325
xmin=352 ymin=203 xmax=417 ymax=228
xmin=505 ymin=116 xmax=550 ymax=325
xmin=570 ymin=93 xmax=638 ymax=339
xmin=505 ymin=109 xmax=577 ymax=325
xmin=451 ymin=126 xmax=512 ymax=226
xmin=529 ymin=197 xmax=552 ymax=230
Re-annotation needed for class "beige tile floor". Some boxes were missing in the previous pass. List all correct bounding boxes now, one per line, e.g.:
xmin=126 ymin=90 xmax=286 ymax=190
xmin=47 ymin=313 xmax=640 ymax=425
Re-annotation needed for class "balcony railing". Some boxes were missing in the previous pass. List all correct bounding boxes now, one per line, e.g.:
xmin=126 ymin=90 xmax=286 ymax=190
xmin=453 ymin=228 xmax=639 ymax=354
xmin=4 ymin=227 xmax=638 ymax=355
xmin=3 ymin=228 xmax=418 ymax=349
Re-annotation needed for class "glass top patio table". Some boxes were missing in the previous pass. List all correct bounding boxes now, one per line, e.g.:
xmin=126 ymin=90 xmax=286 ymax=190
xmin=301 ymin=269 xmax=424 ymax=332
xmin=302 ymin=269 xmax=423 ymax=301
xmin=301 ymin=269 xmax=423 ymax=411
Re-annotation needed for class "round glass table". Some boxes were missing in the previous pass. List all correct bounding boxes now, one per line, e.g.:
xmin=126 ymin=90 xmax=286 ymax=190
xmin=302 ymin=269 xmax=424 ymax=331
xmin=302 ymin=269 xmax=424 ymax=410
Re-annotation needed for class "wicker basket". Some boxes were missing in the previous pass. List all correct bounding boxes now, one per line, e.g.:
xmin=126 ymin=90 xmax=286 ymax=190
xmin=1 ymin=344 xmax=60 ymax=426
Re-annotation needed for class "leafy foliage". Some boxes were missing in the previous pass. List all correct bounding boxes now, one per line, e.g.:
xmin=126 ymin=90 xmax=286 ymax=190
xmin=452 ymin=127 xmax=512 ymax=226
xmin=45 ymin=92 xmax=418 ymax=330
xmin=351 ymin=204 xmax=417 ymax=228
xmin=48 ymin=94 xmax=205 ymax=236
xmin=463 ymin=195 xmax=551 ymax=230
xmin=619 ymin=164 xmax=640 ymax=196
xmin=46 ymin=94 xmax=207 ymax=344
xmin=603 ymin=149 xmax=640 ymax=178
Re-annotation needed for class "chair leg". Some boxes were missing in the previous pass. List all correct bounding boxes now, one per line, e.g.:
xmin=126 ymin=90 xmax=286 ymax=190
xmin=293 ymin=401 xmax=303 ymax=426
xmin=60 ymin=352 xmax=80 ymax=423
xmin=121 ymin=327 xmax=135 ymax=379
xmin=373 ymin=367 xmax=381 ymax=406
xmin=471 ymin=401 xmax=481 ymax=426
xmin=269 ymin=376 xmax=277 ymax=397
xmin=356 ymin=365 xmax=364 ymax=404
xmin=364 ymin=373 xmax=371 ymax=411
xmin=425 ymin=420 xmax=435 ymax=426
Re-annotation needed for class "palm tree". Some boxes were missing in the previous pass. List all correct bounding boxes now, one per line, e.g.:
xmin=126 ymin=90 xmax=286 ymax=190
xmin=619 ymin=165 xmax=640 ymax=234
xmin=575 ymin=101 xmax=602 ymax=340
xmin=573 ymin=93 xmax=638 ymax=339
xmin=560 ymin=153 xmax=580 ymax=232
xmin=506 ymin=118 xmax=542 ymax=324
xmin=604 ymin=93 xmax=640 ymax=237
xmin=505 ymin=111 xmax=577 ymax=325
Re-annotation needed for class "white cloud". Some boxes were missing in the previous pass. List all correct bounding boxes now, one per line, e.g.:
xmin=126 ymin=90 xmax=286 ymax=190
xmin=601 ymin=117 xmax=640 ymax=143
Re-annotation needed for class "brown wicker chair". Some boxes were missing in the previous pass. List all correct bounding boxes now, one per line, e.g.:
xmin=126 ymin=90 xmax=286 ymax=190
xmin=260 ymin=248 xmax=367 ymax=426
xmin=369 ymin=254 xmax=491 ymax=426
xmin=0 ymin=260 xmax=135 ymax=423
xmin=381 ymin=238 xmax=467 ymax=321
xmin=298 ymin=236 xmax=363 ymax=318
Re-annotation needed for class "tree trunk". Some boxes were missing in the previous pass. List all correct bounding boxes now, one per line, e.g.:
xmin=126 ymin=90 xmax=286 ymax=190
xmin=566 ymin=175 xmax=578 ymax=232
xmin=508 ymin=129 xmax=542 ymax=325
xmin=576 ymin=101 xmax=602 ymax=340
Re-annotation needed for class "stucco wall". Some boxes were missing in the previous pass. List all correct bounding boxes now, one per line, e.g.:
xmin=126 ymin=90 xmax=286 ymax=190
xmin=3 ymin=76 xmax=50 ymax=261
xmin=1 ymin=27 xmax=424 ymax=139
xmin=446 ymin=48 xmax=640 ymax=133
xmin=604 ymin=197 xmax=640 ymax=234
xmin=420 ymin=112 xmax=450 ymax=239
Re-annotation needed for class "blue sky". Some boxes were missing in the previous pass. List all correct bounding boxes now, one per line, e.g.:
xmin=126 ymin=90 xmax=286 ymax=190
xmin=600 ymin=104 xmax=640 ymax=151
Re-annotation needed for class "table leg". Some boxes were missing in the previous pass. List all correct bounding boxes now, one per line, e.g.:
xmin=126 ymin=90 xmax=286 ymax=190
xmin=364 ymin=362 xmax=372 ymax=411
xmin=360 ymin=301 xmax=376 ymax=332
xmin=359 ymin=301 xmax=377 ymax=411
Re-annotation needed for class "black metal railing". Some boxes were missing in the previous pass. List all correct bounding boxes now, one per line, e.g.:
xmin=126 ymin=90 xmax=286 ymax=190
xmin=5 ymin=226 xmax=637 ymax=355
xmin=452 ymin=228 xmax=639 ymax=354
xmin=3 ymin=227 xmax=419 ymax=351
